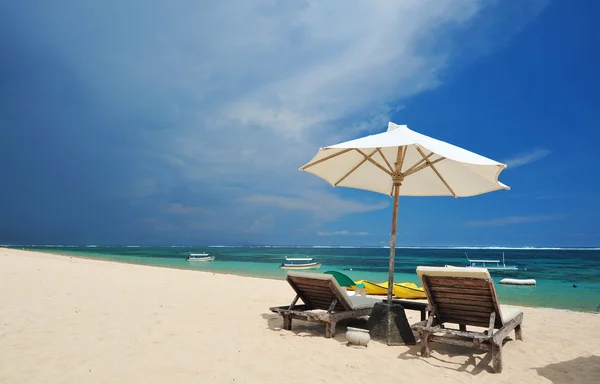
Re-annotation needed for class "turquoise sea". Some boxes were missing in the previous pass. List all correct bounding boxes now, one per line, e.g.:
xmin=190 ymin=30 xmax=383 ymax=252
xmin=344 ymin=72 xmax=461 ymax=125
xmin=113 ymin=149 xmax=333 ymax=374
xmin=12 ymin=245 xmax=600 ymax=313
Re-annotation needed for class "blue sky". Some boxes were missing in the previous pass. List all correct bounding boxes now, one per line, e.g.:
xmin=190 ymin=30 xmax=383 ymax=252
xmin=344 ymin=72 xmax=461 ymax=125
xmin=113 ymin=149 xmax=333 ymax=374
xmin=1 ymin=0 xmax=599 ymax=247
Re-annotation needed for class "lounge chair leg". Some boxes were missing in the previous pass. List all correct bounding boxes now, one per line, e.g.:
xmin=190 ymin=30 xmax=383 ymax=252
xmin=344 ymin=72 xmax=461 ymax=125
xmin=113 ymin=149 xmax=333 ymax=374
xmin=420 ymin=332 xmax=431 ymax=358
xmin=515 ymin=324 xmax=523 ymax=341
xmin=459 ymin=324 xmax=466 ymax=332
xmin=491 ymin=342 xmax=503 ymax=373
xmin=325 ymin=321 xmax=337 ymax=338
xmin=283 ymin=315 xmax=292 ymax=331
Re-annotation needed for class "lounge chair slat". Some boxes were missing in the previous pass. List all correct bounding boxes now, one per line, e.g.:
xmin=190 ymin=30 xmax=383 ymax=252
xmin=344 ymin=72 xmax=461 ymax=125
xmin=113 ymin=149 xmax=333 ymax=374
xmin=290 ymin=278 xmax=331 ymax=287
xmin=426 ymin=276 xmax=490 ymax=288
xmin=440 ymin=317 xmax=491 ymax=327
xmin=433 ymin=297 xmax=495 ymax=308
xmin=291 ymin=285 xmax=336 ymax=295
xmin=429 ymin=292 xmax=494 ymax=302
xmin=292 ymin=284 xmax=341 ymax=295
xmin=429 ymin=286 xmax=492 ymax=296
xmin=438 ymin=308 xmax=493 ymax=319
xmin=292 ymin=288 xmax=337 ymax=298
xmin=437 ymin=302 xmax=495 ymax=313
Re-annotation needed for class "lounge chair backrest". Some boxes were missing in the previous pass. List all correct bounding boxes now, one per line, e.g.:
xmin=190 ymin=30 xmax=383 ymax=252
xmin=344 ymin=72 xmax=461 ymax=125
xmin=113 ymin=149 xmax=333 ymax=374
xmin=286 ymin=272 xmax=353 ymax=312
xmin=416 ymin=267 xmax=504 ymax=329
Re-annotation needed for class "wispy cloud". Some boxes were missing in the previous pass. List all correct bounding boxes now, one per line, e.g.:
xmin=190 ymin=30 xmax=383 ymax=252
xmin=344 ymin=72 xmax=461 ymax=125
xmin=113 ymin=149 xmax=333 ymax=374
xmin=244 ymin=191 xmax=388 ymax=220
xmin=317 ymin=230 xmax=369 ymax=236
xmin=465 ymin=215 xmax=563 ymax=227
xmin=503 ymin=149 xmax=551 ymax=168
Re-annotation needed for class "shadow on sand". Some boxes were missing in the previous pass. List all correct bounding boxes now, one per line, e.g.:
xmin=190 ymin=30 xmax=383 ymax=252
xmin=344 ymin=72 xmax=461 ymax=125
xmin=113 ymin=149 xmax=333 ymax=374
xmin=535 ymin=355 xmax=600 ymax=384
xmin=395 ymin=333 xmax=517 ymax=375
xmin=396 ymin=341 xmax=498 ymax=375
xmin=262 ymin=312 xmax=369 ymax=344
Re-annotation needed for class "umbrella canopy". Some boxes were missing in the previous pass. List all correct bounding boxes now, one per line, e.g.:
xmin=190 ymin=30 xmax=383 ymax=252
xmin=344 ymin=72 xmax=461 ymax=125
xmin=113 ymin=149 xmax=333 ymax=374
xmin=323 ymin=270 xmax=356 ymax=287
xmin=300 ymin=122 xmax=509 ymax=303
xmin=301 ymin=122 xmax=508 ymax=197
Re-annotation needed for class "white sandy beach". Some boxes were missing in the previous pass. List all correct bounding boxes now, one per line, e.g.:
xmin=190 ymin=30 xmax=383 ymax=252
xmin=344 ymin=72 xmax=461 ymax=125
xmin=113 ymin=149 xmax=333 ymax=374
xmin=1 ymin=248 xmax=599 ymax=383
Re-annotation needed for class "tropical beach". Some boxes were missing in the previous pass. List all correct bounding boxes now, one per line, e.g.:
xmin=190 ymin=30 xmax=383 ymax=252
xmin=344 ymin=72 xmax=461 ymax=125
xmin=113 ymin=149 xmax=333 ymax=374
xmin=1 ymin=247 xmax=599 ymax=383
xmin=3 ymin=1 xmax=600 ymax=383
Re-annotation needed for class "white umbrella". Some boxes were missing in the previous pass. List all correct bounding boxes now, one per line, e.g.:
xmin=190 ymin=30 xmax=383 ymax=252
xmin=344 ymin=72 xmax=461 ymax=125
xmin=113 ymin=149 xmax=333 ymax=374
xmin=300 ymin=122 xmax=509 ymax=303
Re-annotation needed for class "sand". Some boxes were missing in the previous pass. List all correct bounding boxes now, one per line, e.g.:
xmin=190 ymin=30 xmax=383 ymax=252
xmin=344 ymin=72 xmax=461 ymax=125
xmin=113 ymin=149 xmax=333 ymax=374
xmin=1 ymin=248 xmax=599 ymax=383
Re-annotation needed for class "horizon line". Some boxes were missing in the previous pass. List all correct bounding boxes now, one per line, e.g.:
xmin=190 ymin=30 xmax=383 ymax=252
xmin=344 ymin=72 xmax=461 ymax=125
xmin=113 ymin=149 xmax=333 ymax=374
xmin=3 ymin=244 xmax=600 ymax=250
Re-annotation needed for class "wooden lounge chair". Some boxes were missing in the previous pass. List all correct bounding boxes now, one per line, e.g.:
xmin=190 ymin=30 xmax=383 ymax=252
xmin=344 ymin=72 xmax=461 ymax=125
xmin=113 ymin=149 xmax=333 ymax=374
xmin=410 ymin=267 xmax=523 ymax=373
xmin=269 ymin=271 xmax=380 ymax=338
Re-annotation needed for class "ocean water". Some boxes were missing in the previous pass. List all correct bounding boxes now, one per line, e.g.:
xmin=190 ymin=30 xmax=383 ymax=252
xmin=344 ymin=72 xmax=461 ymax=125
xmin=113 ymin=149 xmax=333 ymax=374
xmin=13 ymin=245 xmax=600 ymax=313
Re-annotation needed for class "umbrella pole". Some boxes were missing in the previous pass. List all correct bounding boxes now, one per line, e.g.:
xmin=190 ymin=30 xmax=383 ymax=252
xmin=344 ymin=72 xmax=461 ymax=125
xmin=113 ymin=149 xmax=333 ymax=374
xmin=387 ymin=183 xmax=400 ymax=304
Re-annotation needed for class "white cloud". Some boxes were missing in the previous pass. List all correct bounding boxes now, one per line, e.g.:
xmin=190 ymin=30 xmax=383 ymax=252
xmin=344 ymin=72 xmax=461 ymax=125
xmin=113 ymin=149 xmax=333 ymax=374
xmin=504 ymin=149 xmax=551 ymax=168
xmin=244 ymin=191 xmax=388 ymax=220
xmin=317 ymin=230 xmax=369 ymax=236
xmin=465 ymin=215 xmax=563 ymax=227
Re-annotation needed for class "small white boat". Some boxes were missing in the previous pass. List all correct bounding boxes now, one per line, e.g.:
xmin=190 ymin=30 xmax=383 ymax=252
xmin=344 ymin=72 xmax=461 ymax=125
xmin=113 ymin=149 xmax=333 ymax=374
xmin=285 ymin=256 xmax=313 ymax=261
xmin=280 ymin=261 xmax=323 ymax=270
xmin=500 ymin=278 xmax=536 ymax=286
xmin=187 ymin=253 xmax=215 ymax=262
xmin=464 ymin=252 xmax=518 ymax=271
xmin=280 ymin=256 xmax=322 ymax=269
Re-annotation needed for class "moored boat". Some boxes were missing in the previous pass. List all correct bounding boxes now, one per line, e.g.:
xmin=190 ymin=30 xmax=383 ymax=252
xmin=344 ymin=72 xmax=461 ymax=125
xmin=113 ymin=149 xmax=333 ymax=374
xmin=462 ymin=252 xmax=519 ymax=271
xmin=500 ymin=278 xmax=536 ymax=286
xmin=280 ymin=261 xmax=323 ymax=270
xmin=280 ymin=256 xmax=323 ymax=269
xmin=285 ymin=256 xmax=314 ymax=261
xmin=187 ymin=252 xmax=215 ymax=261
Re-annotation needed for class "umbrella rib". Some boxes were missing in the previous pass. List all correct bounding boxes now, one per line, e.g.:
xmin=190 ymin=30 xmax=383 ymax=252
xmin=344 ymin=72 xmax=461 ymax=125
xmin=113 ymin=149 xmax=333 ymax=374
xmin=404 ymin=156 xmax=445 ymax=177
xmin=416 ymin=146 xmax=456 ymax=197
xmin=403 ymin=151 xmax=435 ymax=175
xmin=355 ymin=149 xmax=392 ymax=176
xmin=334 ymin=149 xmax=378 ymax=186
xmin=377 ymin=148 xmax=395 ymax=173
xmin=300 ymin=148 xmax=354 ymax=170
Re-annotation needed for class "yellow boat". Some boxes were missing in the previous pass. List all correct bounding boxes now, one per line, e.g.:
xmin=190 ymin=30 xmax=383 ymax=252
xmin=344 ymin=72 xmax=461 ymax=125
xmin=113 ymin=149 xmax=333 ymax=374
xmin=349 ymin=280 xmax=388 ymax=295
xmin=378 ymin=281 xmax=427 ymax=299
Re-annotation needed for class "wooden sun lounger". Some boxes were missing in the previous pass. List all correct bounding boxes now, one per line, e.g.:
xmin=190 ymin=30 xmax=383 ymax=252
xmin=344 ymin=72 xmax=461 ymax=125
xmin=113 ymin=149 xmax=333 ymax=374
xmin=269 ymin=271 xmax=380 ymax=338
xmin=410 ymin=267 xmax=523 ymax=373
